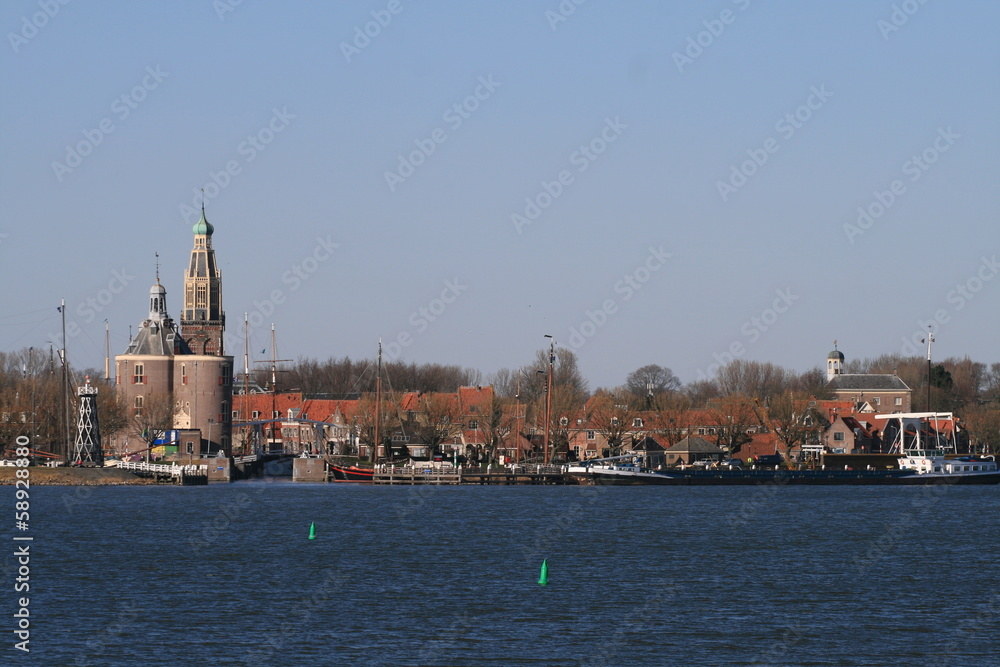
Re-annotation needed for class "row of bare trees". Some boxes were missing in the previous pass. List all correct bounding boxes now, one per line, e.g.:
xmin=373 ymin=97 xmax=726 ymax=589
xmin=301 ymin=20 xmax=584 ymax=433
xmin=4 ymin=343 xmax=999 ymax=459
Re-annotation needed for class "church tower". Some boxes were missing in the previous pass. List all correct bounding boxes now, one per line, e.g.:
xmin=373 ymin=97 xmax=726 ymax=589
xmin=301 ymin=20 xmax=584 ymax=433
xmin=826 ymin=341 xmax=845 ymax=382
xmin=181 ymin=206 xmax=225 ymax=355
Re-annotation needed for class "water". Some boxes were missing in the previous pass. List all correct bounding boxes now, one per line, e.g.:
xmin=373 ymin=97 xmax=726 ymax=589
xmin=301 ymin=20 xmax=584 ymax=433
xmin=9 ymin=482 xmax=1000 ymax=666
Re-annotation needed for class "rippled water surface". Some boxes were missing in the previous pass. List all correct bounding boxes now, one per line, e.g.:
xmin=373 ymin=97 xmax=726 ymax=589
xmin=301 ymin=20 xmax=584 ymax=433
xmin=13 ymin=482 xmax=1000 ymax=665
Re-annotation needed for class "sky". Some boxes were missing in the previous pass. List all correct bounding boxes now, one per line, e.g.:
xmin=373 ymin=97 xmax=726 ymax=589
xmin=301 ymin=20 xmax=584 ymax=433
xmin=1 ymin=0 xmax=998 ymax=390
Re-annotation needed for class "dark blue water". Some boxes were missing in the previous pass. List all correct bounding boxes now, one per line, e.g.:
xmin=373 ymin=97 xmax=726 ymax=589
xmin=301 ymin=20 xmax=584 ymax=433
xmin=6 ymin=482 xmax=1000 ymax=666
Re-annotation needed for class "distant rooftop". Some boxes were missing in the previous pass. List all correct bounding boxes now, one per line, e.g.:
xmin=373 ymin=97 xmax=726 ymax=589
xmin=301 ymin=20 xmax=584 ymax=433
xmin=829 ymin=374 xmax=910 ymax=391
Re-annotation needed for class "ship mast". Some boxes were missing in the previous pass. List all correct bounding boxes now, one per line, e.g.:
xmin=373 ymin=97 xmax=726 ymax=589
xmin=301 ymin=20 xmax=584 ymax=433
xmin=544 ymin=334 xmax=554 ymax=464
xmin=373 ymin=339 xmax=382 ymax=463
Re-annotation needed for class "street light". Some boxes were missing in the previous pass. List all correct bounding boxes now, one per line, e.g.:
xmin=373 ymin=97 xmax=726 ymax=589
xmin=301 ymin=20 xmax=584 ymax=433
xmin=206 ymin=418 xmax=215 ymax=457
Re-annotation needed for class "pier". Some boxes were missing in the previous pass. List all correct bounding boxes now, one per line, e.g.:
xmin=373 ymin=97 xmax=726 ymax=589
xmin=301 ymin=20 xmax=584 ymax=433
xmin=370 ymin=463 xmax=573 ymax=485
xmin=114 ymin=461 xmax=209 ymax=485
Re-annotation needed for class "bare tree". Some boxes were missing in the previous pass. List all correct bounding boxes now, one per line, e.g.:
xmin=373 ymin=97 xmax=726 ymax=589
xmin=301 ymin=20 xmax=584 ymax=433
xmin=587 ymin=389 xmax=635 ymax=457
xmin=763 ymin=392 xmax=825 ymax=460
xmin=715 ymin=360 xmax=790 ymax=402
xmin=129 ymin=390 xmax=175 ymax=462
xmin=653 ymin=392 xmax=693 ymax=448
xmin=624 ymin=364 xmax=681 ymax=403
xmin=706 ymin=395 xmax=760 ymax=457
xmin=960 ymin=405 xmax=1000 ymax=455
xmin=414 ymin=393 xmax=460 ymax=457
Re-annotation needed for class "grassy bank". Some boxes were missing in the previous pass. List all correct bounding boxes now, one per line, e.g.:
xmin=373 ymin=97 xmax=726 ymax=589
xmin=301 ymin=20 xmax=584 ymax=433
xmin=0 ymin=466 xmax=153 ymax=485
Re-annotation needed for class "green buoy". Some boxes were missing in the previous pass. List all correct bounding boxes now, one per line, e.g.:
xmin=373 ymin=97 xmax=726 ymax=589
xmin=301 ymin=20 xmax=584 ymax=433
xmin=538 ymin=559 xmax=548 ymax=586
xmin=308 ymin=522 xmax=316 ymax=540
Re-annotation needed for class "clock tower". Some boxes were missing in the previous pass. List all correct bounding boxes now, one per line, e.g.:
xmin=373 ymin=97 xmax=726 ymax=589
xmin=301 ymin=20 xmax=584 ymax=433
xmin=181 ymin=205 xmax=226 ymax=355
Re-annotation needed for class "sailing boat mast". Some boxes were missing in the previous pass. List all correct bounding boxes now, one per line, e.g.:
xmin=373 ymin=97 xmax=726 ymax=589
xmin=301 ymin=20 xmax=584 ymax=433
xmin=104 ymin=319 xmax=110 ymax=381
xmin=374 ymin=339 xmax=382 ymax=463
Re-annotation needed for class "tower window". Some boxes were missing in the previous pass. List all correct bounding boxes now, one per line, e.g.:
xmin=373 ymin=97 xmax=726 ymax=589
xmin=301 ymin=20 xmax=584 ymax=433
xmin=133 ymin=364 xmax=145 ymax=385
xmin=181 ymin=364 xmax=187 ymax=385
xmin=134 ymin=396 xmax=144 ymax=416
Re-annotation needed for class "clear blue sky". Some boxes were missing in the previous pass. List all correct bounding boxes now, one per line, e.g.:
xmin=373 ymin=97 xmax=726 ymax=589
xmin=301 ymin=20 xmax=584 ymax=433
xmin=2 ymin=0 xmax=998 ymax=388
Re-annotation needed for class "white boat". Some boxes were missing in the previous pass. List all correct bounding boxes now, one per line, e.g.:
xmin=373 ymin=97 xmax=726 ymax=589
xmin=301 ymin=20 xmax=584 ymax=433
xmin=879 ymin=411 xmax=1000 ymax=483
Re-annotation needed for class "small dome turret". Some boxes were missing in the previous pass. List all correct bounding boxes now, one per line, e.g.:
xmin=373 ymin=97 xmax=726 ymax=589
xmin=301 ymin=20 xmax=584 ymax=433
xmin=193 ymin=208 xmax=214 ymax=236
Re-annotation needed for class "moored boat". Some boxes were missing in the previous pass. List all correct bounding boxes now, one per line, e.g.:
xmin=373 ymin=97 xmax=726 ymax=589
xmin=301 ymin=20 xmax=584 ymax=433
xmin=329 ymin=463 xmax=374 ymax=482
xmin=567 ymin=413 xmax=1000 ymax=486
xmin=882 ymin=412 xmax=1000 ymax=484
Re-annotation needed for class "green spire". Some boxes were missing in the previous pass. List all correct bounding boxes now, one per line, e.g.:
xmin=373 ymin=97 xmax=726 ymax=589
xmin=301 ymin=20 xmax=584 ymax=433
xmin=193 ymin=202 xmax=214 ymax=236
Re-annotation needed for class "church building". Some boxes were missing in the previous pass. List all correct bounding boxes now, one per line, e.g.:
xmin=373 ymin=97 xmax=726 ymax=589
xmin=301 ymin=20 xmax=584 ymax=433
xmin=825 ymin=343 xmax=911 ymax=413
xmin=114 ymin=209 xmax=234 ymax=457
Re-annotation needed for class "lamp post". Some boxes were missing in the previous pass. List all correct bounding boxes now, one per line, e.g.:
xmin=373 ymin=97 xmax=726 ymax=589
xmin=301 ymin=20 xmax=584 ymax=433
xmin=207 ymin=418 xmax=215 ymax=457
xmin=924 ymin=326 xmax=934 ymax=412
xmin=543 ymin=335 xmax=554 ymax=464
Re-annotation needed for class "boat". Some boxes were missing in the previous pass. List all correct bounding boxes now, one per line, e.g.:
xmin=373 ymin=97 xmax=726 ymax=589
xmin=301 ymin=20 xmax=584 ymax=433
xmin=882 ymin=411 xmax=1000 ymax=484
xmin=566 ymin=460 xmax=917 ymax=485
xmin=567 ymin=413 xmax=1000 ymax=485
xmin=330 ymin=340 xmax=385 ymax=483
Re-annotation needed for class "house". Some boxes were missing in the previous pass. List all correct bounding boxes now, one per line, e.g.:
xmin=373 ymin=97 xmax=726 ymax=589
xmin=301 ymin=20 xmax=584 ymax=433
xmin=664 ymin=437 xmax=724 ymax=465
xmin=825 ymin=344 xmax=912 ymax=412
xmin=823 ymin=415 xmax=883 ymax=453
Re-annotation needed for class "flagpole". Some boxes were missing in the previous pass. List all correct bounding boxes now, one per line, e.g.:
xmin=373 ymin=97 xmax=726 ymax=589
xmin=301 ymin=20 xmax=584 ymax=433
xmin=61 ymin=299 xmax=70 ymax=461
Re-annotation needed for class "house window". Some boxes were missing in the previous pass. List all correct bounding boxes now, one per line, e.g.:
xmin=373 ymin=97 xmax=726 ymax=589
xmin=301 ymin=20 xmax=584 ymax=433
xmin=873 ymin=397 xmax=881 ymax=405
xmin=232 ymin=410 xmax=239 ymax=420
xmin=560 ymin=417 xmax=568 ymax=427
xmin=133 ymin=364 xmax=145 ymax=385
xmin=587 ymin=430 xmax=595 ymax=440
xmin=611 ymin=417 xmax=619 ymax=426
xmin=273 ymin=411 xmax=279 ymax=419
xmin=134 ymin=396 xmax=144 ymax=416
xmin=252 ymin=410 xmax=260 ymax=420
xmin=633 ymin=418 xmax=643 ymax=428
xmin=469 ymin=420 xmax=479 ymax=430
xmin=894 ymin=397 xmax=902 ymax=406
xmin=698 ymin=428 xmax=706 ymax=435
xmin=834 ymin=432 xmax=845 ymax=441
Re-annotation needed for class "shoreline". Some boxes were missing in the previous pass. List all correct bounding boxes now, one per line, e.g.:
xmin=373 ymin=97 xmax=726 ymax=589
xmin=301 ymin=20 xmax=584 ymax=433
xmin=0 ymin=467 xmax=154 ymax=486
